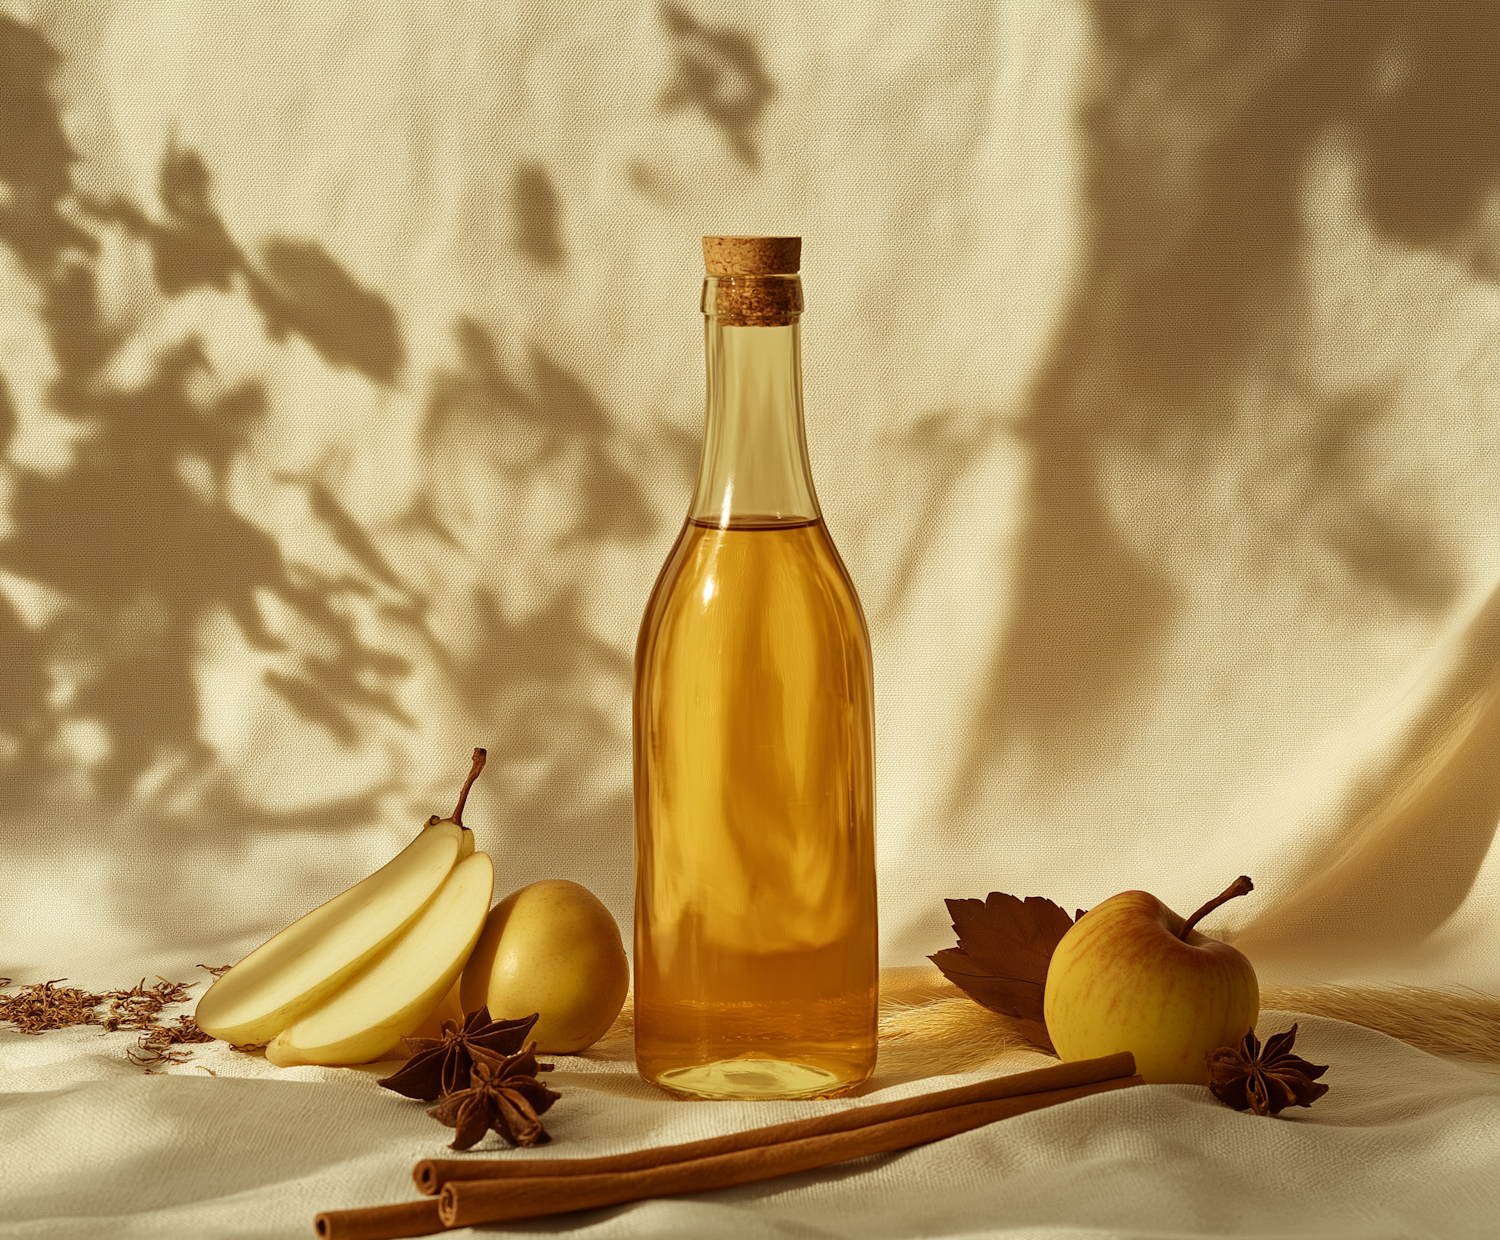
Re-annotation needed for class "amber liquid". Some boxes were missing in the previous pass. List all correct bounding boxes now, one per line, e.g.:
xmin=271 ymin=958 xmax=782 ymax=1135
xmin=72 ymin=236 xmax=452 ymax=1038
xmin=633 ymin=515 xmax=878 ymax=1099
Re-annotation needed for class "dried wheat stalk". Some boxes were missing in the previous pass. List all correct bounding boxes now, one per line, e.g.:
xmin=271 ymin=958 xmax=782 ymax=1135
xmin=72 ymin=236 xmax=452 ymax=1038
xmin=1261 ymin=983 xmax=1500 ymax=1065
xmin=872 ymin=971 xmax=1500 ymax=1080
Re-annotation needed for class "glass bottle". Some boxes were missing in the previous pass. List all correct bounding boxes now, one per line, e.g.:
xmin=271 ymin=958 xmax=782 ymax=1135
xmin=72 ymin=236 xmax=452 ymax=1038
xmin=633 ymin=236 xmax=878 ymax=1100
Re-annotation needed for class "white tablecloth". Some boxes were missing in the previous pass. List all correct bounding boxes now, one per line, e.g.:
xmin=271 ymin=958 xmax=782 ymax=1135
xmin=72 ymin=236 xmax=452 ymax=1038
xmin=4 ymin=1007 xmax=1499 ymax=1239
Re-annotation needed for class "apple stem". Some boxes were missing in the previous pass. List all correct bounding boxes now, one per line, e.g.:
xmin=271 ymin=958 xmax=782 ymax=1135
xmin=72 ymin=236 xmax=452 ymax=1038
xmin=1179 ymin=875 xmax=1254 ymax=940
xmin=452 ymin=748 xmax=488 ymax=827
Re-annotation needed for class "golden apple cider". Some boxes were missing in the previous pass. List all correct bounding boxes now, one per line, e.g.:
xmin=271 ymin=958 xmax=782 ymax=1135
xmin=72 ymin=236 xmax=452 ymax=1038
xmin=633 ymin=515 xmax=878 ymax=1098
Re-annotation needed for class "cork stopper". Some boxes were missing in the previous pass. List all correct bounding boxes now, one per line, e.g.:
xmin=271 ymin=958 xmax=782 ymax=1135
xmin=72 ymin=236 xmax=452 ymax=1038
xmin=702 ymin=236 xmax=801 ymax=276
xmin=703 ymin=236 xmax=803 ymax=325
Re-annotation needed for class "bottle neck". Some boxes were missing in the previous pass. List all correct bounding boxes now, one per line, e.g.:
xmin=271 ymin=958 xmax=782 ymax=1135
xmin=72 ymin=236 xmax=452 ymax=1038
xmin=689 ymin=276 xmax=821 ymax=528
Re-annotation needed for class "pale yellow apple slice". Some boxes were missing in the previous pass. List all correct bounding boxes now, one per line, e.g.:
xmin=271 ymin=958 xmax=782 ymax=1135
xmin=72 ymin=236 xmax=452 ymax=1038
xmin=265 ymin=850 xmax=494 ymax=1066
xmin=196 ymin=822 xmax=464 ymax=1046
xmin=408 ymin=975 xmax=465 ymax=1042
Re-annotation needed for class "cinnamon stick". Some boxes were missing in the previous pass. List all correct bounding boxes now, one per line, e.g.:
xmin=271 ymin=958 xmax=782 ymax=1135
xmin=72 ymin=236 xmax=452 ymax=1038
xmin=313 ymin=1198 xmax=441 ymax=1240
xmin=438 ymin=1075 xmax=1142 ymax=1229
xmin=315 ymin=1052 xmax=1139 ymax=1239
xmin=415 ymin=1049 xmax=1136 ymax=1194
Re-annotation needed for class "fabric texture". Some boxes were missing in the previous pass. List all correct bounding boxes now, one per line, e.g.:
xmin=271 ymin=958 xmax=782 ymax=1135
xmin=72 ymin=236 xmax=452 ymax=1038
xmin=3 ymin=1007 xmax=1500 ymax=1239
xmin=3 ymin=1 xmax=1500 ymax=1236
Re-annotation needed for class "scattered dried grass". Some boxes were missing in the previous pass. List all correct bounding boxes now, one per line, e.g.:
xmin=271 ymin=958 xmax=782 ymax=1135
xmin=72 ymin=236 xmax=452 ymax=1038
xmin=0 ymin=967 xmax=232 ymax=1071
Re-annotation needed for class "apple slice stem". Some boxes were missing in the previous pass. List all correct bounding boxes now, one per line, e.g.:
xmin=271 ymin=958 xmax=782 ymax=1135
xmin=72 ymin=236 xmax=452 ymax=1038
xmin=1179 ymin=876 xmax=1254 ymax=940
xmin=452 ymin=749 xmax=487 ymax=827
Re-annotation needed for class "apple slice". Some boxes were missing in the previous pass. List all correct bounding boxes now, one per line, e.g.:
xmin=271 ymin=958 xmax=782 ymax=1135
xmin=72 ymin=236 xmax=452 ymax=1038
xmin=408 ymin=975 xmax=465 ymax=1043
xmin=265 ymin=850 xmax=495 ymax=1066
xmin=196 ymin=822 xmax=464 ymax=1047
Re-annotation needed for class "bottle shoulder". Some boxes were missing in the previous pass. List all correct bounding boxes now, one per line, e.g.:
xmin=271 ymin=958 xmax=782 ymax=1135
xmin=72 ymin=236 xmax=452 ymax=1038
xmin=635 ymin=517 xmax=871 ymax=667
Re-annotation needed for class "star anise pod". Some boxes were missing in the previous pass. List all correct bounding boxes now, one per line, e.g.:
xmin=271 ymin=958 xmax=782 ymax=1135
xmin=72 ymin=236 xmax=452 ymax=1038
xmin=378 ymin=1008 xmax=546 ymax=1100
xmin=1207 ymin=1024 xmax=1329 ymax=1116
xmin=426 ymin=1043 xmax=560 ymax=1150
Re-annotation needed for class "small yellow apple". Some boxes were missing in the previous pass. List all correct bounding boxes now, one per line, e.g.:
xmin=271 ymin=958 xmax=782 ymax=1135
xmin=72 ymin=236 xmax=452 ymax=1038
xmin=460 ymin=879 xmax=629 ymax=1053
xmin=1043 ymin=877 xmax=1259 ymax=1085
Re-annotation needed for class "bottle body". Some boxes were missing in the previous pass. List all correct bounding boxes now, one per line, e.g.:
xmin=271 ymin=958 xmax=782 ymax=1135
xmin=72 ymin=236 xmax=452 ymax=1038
xmin=632 ymin=251 xmax=877 ymax=1099
xmin=634 ymin=516 xmax=877 ymax=1098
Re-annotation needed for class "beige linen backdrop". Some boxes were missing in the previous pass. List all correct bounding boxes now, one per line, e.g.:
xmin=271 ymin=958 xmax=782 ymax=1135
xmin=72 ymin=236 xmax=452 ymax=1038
xmin=4 ymin=0 xmax=1500 ymax=1000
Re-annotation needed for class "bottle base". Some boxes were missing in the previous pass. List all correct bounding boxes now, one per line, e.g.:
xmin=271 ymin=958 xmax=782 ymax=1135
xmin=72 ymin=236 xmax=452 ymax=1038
xmin=648 ymin=1057 xmax=864 ymax=1100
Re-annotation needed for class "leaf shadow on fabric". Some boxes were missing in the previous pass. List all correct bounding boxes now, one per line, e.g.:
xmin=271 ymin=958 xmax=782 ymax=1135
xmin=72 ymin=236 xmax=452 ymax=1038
xmin=658 ymin=2 xmax=776 ymax=169
xmin=0 ymin=197 xmax=411 ymax=807
xmin=0 ymin=17 xmax=96 ymax=271
xmin=932 ymin=0 xmax=1500 ymax=964
xmin=868 ymin=410 xmax=1002 ymax=627
xmin=2 ymin=12 xmax=676 ymax=972
xmin=513 ymin=162 xmax=566 ymax=268
xmin=422 ymin=317 xmax=659 ymax=546
xmin=0 ymin=17 xmax=436 ymax=964
xmin=941 ymin=0 xmax=1492 ymax=775
xmin=412 ymin=318 xmax=666 ymax=904
xmin=247 ymin=239 xmax=406 ymax=384
xmin=89 ymin=142 xmax=407 ymax=386
xmin=1353 ymin=0 xmax=1500 ymax=280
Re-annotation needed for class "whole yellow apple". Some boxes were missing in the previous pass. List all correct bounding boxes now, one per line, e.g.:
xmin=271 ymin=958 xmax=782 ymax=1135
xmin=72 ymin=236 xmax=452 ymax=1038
xmin=1043 ymin=877 xmax=1259 ymax=1085
xmin=460 ymin=879 xmax=629 ymax=1053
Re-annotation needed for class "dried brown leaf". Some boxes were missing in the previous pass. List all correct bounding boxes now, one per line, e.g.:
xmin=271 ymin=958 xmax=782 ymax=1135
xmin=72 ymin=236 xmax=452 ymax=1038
xmin=928 ymin=892 xmax=1080 ymax=1053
